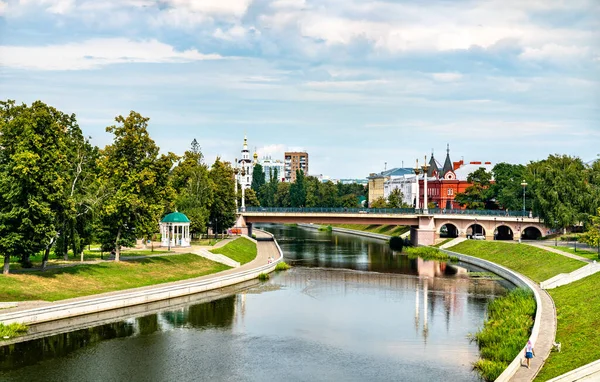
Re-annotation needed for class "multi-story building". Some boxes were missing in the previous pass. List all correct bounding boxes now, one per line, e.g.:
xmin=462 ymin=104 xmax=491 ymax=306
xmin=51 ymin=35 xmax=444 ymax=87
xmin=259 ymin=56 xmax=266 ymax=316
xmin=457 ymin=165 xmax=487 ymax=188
xmin=236 ymin=135 xmax=255 ymax=189
xmin=368 ymin=167 xmax=415 ymax=205
xmin=284 ymin=152 xmax=309 ymax=182
xmin=260 ymin=156 xmax=285 ymax=182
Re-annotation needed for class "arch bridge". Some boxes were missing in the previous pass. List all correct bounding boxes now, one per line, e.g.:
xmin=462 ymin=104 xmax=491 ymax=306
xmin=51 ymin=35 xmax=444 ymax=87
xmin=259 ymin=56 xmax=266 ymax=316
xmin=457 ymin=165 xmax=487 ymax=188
xmin=236 ymin=207 xmax=549 ymax=246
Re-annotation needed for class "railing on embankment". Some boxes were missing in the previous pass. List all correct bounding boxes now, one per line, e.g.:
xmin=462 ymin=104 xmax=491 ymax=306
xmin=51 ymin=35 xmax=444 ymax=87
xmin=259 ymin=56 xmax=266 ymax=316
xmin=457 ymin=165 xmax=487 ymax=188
xmin=0 ymin=234 xmax=283 ymax=326
xmin=242 ymin=207 xmax=535 ymax=217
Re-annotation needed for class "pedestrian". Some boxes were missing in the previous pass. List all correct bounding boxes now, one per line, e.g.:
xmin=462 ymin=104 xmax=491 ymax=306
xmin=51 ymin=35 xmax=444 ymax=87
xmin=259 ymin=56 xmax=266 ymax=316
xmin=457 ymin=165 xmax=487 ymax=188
xmin=524 ymin=340 xmax=535 ymax=369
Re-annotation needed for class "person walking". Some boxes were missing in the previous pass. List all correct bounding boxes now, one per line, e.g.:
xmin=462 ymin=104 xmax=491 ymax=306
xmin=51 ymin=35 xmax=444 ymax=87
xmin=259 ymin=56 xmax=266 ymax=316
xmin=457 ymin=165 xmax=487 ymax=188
xmin=525 ymin=340 xmax=535 ymax=369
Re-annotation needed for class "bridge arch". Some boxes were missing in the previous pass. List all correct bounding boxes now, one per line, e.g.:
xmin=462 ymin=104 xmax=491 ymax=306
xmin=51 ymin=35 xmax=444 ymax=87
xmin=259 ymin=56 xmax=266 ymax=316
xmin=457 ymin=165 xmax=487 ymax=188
xmin=522 ymin=226 xmax=542 ymax=240
xmin=438 ymin=222 xmax=459 ymax=238
xmin=495 ymin=225 xmax=514 ymax=240
xmin=466 ymin=224 xmax=486 ymax=237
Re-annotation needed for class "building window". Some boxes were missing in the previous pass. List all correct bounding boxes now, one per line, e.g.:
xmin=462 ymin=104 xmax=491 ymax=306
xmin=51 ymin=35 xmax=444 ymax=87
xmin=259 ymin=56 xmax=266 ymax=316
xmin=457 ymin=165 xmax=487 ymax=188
xmin=447 ymin=188 xmax=454 ymax=196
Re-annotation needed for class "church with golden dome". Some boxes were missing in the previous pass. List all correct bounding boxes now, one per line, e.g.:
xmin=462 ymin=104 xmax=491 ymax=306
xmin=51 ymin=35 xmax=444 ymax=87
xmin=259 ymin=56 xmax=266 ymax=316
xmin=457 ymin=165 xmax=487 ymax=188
xmin=236 ymin=135 xmax=257 ymax=190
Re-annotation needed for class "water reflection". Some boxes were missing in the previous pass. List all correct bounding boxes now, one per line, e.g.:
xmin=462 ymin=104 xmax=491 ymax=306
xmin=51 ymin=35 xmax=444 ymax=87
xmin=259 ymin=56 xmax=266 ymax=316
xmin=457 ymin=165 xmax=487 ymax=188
xmin=0 ymin=225 xmax=508 ymax=382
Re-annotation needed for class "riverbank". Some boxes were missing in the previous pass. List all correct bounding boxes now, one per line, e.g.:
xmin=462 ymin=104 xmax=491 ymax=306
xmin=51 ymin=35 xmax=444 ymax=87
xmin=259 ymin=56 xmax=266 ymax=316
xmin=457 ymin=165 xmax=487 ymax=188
xmin=0 ymin=232 xmax=282 ymax=329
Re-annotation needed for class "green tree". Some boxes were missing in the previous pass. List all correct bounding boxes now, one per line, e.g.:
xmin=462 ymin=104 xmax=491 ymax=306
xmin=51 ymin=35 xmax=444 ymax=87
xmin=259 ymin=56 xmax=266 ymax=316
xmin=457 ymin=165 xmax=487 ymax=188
xmin=319 ymin=181 xmax=339 ymax=207
xmin=97 ymin=111 xmax=177 ymax=261
xmin=527 ymin=155 xmax=591 ymax=232
xmin=208 ymin=158 xmax=236 ymax=237
xmin=251 ymin=163 xmax=265 ymax=193
xmin=275 ymin=182 xmax=291 ymax=207
xmin=370 ymin=197 xmax=387 ymax=209
xmin=387 ymin=188 xmax=410 ymax=208
xmin=491 ymin=163 xmax=528 ymax=211
xmin=304 ymin=176 xmax=320 ymax=207
xmin=238 ymin=188 xmax=260 ymax=207
xmin=172 ymin=139 xmax=214 ymax=238
xmin=0 ymin=100 xmax=72 ymax=273
xmin=290 ymin=170 xmax=307 ymax=207
xmin=454 ymin=168 xmax=495 ymax=210
xmin=581 ymin=207 xmax=600 ymax=250
xmin=340 ymin=194 xmax=359 ymax=208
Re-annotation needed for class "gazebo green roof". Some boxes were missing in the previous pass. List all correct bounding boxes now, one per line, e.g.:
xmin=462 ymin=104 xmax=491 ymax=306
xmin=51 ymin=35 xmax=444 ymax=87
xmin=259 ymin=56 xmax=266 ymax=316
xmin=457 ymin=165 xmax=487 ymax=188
xmin=161 ymin=211 xmax=190 ymax=223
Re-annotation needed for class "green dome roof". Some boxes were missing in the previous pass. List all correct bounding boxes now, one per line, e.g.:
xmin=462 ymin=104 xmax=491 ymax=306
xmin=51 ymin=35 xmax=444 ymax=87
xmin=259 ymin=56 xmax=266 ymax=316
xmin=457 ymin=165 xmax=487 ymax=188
xmin=161 ymin=211 xmax=190 ymax=223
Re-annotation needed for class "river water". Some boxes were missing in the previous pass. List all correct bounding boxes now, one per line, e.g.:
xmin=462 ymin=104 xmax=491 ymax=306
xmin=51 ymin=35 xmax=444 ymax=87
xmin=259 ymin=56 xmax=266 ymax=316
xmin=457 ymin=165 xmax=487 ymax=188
xmin=0 ymin=225 xmax=509 ymax=381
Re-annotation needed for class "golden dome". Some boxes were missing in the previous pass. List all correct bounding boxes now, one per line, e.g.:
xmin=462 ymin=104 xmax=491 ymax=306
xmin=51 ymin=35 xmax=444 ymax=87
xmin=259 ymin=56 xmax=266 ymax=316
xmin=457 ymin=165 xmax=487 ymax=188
xmin=253 ymin=152 xmax=258 ymax=159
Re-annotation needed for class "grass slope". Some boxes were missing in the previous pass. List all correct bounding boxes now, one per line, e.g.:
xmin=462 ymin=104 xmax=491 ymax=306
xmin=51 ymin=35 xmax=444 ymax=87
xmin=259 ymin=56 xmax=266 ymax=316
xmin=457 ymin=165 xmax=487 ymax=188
xmin=448 ymin=241 xmax=585 ymax=283
xmin=535 ymin=272 xmax=600 ymax=381
xmin=329 ymin=224 xmax=409 ymax=236
xmin=210 ymin=237 xmax=257 ymax=265
xmin=0 ymin=254 xmax=229 ymax=302
xmin=550 ymin=246 xmax=598 ymax=261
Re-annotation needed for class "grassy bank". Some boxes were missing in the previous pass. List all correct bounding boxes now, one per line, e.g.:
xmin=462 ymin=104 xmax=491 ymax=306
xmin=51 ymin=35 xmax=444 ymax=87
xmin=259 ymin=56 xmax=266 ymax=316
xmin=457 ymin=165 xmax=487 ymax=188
xmin=0 ymin=255 xmax=229 ymax=302
xmin=404 ymin=246 xmax=457 ymax=262
xmin=535 ymin=272 xmax=600 ymax=381
xmin=474 ymin=288 xmax=536 ymax=381
xmin=448 ymin=241 xmax=585 ymax=282
xmin=210 ymin=237 xmax=257 ymax=265
xmin=329 ymin=224 xmax=409 ymax=236
xmin=433 ymin=238 xmax=453 ymax=248
xmin=0 ymin=323 xmax=28 ymax=340
xmin=550 ymin=246 xmax=598 ymax=260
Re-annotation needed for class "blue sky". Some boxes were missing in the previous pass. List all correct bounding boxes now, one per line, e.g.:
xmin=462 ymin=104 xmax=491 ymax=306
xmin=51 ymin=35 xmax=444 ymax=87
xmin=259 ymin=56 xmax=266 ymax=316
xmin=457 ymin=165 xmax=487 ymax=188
xmin=0 ymin=0 xmax=599 ymax=178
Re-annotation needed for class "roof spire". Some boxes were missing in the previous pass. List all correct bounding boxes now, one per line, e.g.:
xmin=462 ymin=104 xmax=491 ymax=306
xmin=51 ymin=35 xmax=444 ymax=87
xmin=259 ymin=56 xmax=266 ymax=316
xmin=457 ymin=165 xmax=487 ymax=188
xmin=442 ymin=143 xmax=453 ymax=176
xmin=447 ymin=143 xmax=450 ymax=154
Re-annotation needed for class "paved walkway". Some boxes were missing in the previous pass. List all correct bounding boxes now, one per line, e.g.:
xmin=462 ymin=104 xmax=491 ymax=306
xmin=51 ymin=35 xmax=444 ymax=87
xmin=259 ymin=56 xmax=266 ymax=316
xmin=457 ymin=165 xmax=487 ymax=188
xmin=525 ymin=243 xmax=592 ymax=263
xmin=511 ymin=284 xmax=557 ymax=382
xmin=0 ymin=233 xmax=279 ymax=316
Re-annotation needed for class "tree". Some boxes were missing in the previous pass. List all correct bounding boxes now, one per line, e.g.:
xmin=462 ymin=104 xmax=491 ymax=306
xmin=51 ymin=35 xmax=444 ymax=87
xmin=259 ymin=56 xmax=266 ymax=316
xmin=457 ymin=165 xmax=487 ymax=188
xmin=454 ymin=168 xmax=495 ymax=210
xmin=491 ymin=163 xmax=527 ymax=211
xmin=258 ymin=167 xmax=279 ymax=207
xmin=340 ymin=194 xmax=359 ymax=208
xmin=318 ymin=181 xmax=339 ymax=207
xmin=172 ymin=140 xmax=214 ymax=238
xmin=527 ymin=155 xmax=591 ymax=232
xmin=290 ymin=170 xmax=307 ymax=207
xmin=208 ymin=157 xmax=236 ymax=237
xmin=238 ymin=188 xmax=260 ymax=207
xmin=275 ymin=182 xmax=291 ymax=207
xmin=304 ymin=176 xmax=320 ymax=207
xmin=0 ymin=100 xmax=73 ymax=273
xmin=370 ymin=197 xmax=387 ymax=209
xmin=581 ymin=207 xmax=600 ymax=250
xmin=251 ymin=163 xmax=265 ymax=193
xmin=97 ymin=111 xmax=177 ymax=261
xmin=387 ymin=188 xmax=409 ymax=208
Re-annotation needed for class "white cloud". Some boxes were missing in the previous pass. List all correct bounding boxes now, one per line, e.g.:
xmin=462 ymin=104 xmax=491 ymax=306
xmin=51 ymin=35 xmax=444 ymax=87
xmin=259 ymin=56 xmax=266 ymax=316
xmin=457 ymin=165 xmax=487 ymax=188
xmin=213 ymin=25 xmax=250 ymax=40
xmin=431 ymin=73 xmax=462 ymax=82
xmin=163 ymin=0 xmax=252 ymax=17
xmin=0 ymin=0 xmax=8 ymax=14
xmin=520 ymin=44 xmax=591 ymax=62
xmin=257 ymin=143 xmax=286 ymax=159
xmin=0 ymin=38 xmax=224 ymax=70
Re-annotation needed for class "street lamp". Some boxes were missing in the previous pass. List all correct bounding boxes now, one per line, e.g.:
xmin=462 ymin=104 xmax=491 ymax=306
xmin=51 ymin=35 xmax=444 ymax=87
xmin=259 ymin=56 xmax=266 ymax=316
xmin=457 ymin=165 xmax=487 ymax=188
xmin=422 ymin=156 xmax=430 ymax=214
xmin=521 ymin=180 xmax=527 ymax=217
xmin=414 ymin=159 xmax=421 ymax=213
xmin=234 ymin=158 xmax=239 ymax=211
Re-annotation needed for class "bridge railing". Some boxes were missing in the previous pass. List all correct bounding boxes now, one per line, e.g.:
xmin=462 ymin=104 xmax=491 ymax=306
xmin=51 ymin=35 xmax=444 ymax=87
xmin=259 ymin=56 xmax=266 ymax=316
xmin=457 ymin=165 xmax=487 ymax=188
xmin=241 ymin=207 xmax=536 ymax=218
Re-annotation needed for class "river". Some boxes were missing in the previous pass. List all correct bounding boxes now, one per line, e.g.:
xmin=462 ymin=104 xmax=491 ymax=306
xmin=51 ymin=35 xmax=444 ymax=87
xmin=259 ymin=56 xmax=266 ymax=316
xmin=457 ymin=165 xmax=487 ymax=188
xmin=0 ymin=224 xmax=510 ymax=381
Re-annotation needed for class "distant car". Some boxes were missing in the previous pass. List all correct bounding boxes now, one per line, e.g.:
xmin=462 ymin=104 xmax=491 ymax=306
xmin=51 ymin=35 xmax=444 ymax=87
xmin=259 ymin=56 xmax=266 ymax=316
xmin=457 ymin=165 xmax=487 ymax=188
xmin=472 ymin=234 xmax=486 ymax=240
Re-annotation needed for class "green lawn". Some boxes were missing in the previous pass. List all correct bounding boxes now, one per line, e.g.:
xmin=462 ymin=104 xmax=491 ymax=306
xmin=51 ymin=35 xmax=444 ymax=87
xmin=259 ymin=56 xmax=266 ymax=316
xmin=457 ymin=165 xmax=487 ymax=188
xmin=0 ymin=254 xmax=229 ymax=302
xmin=448 ymin=241 xmax=585 ymax=283
xmin=535 ymin=272 xmax=600 ymax=381
xmin=210 ymin=237 xmax=257 ymax=265
xmin=329 ymin=224 xmax=410 ymax=236
xmin=550 ymin=246 xmax=598 ymax=261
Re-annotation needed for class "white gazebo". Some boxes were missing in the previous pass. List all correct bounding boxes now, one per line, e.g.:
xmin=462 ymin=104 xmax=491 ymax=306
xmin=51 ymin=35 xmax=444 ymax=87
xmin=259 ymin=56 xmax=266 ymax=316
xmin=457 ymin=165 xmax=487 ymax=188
xmin=160 ymin=211 xmax=191 ymax=248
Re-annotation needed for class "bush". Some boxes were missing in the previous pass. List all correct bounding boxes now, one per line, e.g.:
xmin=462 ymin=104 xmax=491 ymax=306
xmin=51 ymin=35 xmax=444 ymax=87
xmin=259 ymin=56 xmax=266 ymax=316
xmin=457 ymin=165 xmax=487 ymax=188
xmin=275 ymin=262 xmax=291 ymax=271
xmin=318 ymin=225 xmax=333 ymax=232
xmin=473 ymin=288 xmax=536 ymax=381
xmin=0 ymin=323 xmax=28 ymax=339
xmin=389 ymin=236 xmax=404 ymax=251
xmin=258 ymin=272 xmax=270 ymax=281
xmin=403 ymin=247 xmax=457 ymax=262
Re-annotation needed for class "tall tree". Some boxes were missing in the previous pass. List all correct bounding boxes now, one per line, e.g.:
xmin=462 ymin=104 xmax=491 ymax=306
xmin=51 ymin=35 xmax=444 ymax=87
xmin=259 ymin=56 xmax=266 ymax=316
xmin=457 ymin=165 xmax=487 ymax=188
xmin=0 ymin=100 xmax=72 ymax=273
xmin=172 ymin=140 xmax=214 ymax=238
xmin=304 ymin=176 xmax=320 ymax=207
xmin=370 ymin=197 xmax=387 ymax=209
xmin=251 ymin=163 xmax=266 ymax=193
xmin=527 ymin=155 xmax=591 ymax=232
xmin=97 ymin=111 xmax=176 ymax=261
xmin=491 ymin=163 xmax=528 ymax=211
xmin=275 ymin=182 xmax=291 ymax=207
xmin=290 ymin=170 xmax=307 ymax=207
xmin=208 ymin=158 xmax=236 ymax=237
xmin=454 ymin=167 xmax=495 ymax=210
xmin=238 ymin=188 xmax=260 ymax=207
xmin=387 ymin=188 xmax=410 ymax=208
xmin=581 ymin=207 xmax=600 ymax=251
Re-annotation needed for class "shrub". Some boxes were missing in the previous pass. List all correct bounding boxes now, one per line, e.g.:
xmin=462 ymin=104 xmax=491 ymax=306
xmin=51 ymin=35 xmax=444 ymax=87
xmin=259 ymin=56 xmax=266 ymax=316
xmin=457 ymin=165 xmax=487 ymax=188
xmin=318 ymin=225 xmax=333 ymax=232
xmin=389 ymin=236 xmax=404 ymax=251
xmin=275 ymin=262 xmax=291 ymax=271
xmin=258 ymin=272 xmax=270 ymax=281
xmin=403 ymin=247 xmax=457 ymax=262
xmin=0 ymin=323 xmax=28 ymax=339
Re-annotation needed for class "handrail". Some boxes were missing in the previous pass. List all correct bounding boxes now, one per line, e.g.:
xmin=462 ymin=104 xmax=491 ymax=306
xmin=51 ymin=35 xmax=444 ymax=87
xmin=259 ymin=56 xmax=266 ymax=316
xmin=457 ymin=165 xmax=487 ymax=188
xmin=240 ymin=206 xmax=537 ymax=218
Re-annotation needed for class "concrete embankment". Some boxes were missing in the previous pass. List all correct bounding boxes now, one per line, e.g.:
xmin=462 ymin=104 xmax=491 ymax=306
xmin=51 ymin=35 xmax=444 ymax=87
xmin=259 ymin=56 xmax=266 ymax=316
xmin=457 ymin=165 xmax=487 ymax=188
xmin=0 ymin=231 xmax=282 ymax=328
xmin=297 ymin=223 xmax=392 ymax=241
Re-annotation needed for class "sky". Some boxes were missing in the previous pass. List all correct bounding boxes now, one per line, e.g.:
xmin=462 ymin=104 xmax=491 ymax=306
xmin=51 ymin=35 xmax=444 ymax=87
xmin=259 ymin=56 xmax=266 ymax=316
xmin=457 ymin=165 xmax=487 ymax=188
xmin=0 ymin=0 xmax=599 ymax=178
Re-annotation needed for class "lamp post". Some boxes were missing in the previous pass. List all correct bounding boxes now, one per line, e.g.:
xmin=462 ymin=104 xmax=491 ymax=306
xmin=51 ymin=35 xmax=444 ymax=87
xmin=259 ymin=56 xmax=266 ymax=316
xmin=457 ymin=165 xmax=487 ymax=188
xmin=422 ymin=155 xmax=430 ymax=214
xmin=167 ymin=223 xmax=172 ymax=251
xmin=234 ymin=159 xmax=239 ymax=211
xmin=521 ymin=180 xmax=527 ymax=217
xmin=494 ymin=217 xmax=497 ymax=240
xmin=414 ymin=159 xmax=421 ymax=213
xmin=241 ymin=167 xmax=246 ymax=212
